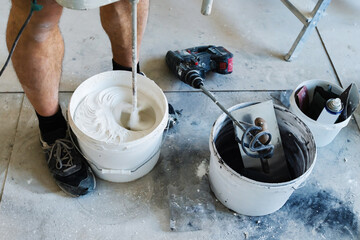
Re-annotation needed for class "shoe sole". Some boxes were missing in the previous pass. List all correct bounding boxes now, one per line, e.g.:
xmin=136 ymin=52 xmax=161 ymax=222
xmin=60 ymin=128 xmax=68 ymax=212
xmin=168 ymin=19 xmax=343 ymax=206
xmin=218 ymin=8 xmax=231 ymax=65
xmin=57 ymin=167 xmax=97 ymax=197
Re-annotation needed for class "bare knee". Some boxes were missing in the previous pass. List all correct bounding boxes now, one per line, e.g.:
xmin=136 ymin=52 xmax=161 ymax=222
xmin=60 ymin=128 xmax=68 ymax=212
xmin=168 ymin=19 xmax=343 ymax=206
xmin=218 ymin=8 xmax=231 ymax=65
xmin=8 ymin=0 xmax=63 ymax=43
xmin=100 ymin=0 xmax=148 ymax=30
xmin=100 ymin=0 xmax=149 ymax=54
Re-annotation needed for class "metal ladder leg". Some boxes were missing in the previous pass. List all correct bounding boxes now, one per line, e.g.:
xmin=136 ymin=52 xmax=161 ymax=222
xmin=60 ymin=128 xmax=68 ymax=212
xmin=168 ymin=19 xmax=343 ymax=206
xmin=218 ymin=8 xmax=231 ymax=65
xmin=281 ymin=0 xmax=332 ymax=61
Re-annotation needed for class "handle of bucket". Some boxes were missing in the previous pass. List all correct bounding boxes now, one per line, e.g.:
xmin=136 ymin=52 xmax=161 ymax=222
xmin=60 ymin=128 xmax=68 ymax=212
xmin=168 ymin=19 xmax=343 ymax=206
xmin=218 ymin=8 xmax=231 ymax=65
xmin=101 ymin=169 xmax=132 ymax=175
xmin=293 ymin=180 xmax=307 ymax=190
xmin=99 ymin=119 xmax=170 ymax=175
xmin=69 ymin=125 xmax=161 ymax=174
xmin=88 ymin=147 xmax=160 ymax=174
xmin=101 ymin=118 xmax=170 ymax=174
xmin=67 ymin=110 xmax=168 ymax=174
xmin=85 ymin=160 xmax=131 ymax=175
xmin=68 ymin=125 xmax=102 ymax=169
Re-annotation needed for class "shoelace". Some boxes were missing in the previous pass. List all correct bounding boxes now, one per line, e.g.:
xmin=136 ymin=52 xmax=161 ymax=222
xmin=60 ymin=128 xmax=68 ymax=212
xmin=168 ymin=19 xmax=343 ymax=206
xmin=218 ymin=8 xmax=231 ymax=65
xmin=48 ymin=139 xmax=75 ymax=171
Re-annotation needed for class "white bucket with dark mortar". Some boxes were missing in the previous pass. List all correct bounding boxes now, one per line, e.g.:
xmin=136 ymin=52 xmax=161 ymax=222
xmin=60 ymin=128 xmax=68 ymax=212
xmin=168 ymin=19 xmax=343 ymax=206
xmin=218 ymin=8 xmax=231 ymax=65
xmin=289 ymin=79 xmax=351 ymax=147
xmin=209 ymin=103 xmax=317 ymax=216
xmin=68 ymin=71 xmax=168 ymax=182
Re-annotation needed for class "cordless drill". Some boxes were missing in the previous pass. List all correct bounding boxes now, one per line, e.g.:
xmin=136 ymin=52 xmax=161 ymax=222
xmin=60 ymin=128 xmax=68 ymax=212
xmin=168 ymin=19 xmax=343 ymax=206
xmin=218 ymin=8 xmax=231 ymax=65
xmin=166 ymin=46 xmax=274 ymax=166
xmin=165 ymin=45 xmax=233 ymax=89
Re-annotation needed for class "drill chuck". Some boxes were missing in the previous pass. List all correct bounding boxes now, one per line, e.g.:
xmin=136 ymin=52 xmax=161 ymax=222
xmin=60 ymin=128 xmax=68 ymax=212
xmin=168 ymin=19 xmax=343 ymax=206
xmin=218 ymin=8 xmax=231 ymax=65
xmin=183 ymin=70 xmax=204 ymax=89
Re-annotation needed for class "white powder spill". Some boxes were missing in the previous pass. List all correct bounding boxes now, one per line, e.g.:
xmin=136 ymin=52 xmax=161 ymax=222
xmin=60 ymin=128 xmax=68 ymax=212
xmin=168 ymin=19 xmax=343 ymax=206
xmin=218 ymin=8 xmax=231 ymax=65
xmin=74 ymin=86 xmax=158 ymax=144
xmin=197 ymin=160 xmax=208 ymax=179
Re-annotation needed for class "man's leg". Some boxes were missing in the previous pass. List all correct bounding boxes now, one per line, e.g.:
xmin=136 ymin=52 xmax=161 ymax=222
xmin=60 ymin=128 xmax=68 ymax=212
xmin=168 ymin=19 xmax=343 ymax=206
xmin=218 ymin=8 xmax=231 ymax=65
xmin=6 ymin=0 xmax=63 ymax=117
xmin=6 ymin=0 xmax=95 ymax=196
xmin=100 ymin=0 xmax=149 ymax=69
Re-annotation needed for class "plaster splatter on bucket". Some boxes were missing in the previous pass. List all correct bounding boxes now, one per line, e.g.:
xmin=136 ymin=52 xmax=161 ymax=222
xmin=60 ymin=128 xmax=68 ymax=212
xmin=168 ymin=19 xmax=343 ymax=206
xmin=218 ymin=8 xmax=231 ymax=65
xmin=209 ymin=103 xmax=317 ymax=216
xmin=68 ymin=71 xmax=168 ymax=183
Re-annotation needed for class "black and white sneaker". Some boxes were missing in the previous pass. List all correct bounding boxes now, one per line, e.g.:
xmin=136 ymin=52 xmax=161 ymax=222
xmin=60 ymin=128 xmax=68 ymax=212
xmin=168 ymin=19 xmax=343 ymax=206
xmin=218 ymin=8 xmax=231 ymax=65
xmin=40 ymin=129 xmax=96 ymax=197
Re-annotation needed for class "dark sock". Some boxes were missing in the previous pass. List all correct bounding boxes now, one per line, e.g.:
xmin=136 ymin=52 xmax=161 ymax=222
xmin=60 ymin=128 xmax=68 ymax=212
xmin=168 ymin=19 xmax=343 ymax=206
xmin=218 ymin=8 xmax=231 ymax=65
xmin=36 ymin=106 xmax=67 ymax=144
xmin=112 ymin=59 xmax=141 ymax=73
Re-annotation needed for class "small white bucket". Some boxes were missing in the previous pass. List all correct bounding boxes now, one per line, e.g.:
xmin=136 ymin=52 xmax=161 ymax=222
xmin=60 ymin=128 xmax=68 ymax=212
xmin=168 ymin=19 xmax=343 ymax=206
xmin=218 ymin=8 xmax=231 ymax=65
xmin=289 ymin=79 xmax=350 ymax=147
xmin=209 ymin=103 xmax=317 ymax=216
xmin=68 ymin=71 xmax=168 ymax=182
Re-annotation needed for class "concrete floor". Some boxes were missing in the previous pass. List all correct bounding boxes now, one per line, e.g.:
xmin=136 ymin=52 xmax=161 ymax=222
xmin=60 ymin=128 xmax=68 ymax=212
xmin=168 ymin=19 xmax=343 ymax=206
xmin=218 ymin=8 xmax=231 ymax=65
xmin=0 ymin=0 xmax=359 ymax=239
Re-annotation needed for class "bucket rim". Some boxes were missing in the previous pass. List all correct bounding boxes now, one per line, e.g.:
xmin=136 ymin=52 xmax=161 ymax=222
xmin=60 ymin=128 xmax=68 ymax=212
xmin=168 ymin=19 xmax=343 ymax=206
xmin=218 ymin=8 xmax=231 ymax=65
xmin=210 ymin=102 xmax=317 ymax=188
xmin=68 ymin=70 xmax=169 ymax=147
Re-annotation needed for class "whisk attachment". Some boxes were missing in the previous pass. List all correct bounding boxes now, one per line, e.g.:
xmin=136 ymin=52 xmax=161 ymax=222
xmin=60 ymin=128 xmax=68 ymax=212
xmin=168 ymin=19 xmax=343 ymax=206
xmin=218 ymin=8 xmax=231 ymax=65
xmin=238 ymin=125 xmax=274 ymax=159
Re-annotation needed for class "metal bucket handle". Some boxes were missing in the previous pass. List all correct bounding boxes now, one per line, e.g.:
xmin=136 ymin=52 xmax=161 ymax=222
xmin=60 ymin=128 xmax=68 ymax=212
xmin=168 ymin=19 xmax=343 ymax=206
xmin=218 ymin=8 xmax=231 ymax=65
xmin=68 ymin=115 xmax=171 ymax=175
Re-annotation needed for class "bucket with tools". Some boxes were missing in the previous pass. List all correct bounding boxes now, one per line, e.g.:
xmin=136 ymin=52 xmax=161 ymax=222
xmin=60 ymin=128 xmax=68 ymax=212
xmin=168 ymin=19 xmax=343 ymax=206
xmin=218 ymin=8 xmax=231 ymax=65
xmin=209 ymin=103 xmax=317 ymax=216
xmin=289 ymin=80 xmax=359 ymax=147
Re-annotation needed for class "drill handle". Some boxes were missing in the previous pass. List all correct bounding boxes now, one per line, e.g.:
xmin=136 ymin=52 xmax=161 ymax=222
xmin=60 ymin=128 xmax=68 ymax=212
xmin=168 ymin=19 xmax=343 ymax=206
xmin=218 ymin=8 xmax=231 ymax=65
xmin=165 ymin=50 xmax=204 ymax=89
xmin=165 ymin=50 xmax=183 ymax=79
xmin=185 ymin=45 xmax=214 ymax=53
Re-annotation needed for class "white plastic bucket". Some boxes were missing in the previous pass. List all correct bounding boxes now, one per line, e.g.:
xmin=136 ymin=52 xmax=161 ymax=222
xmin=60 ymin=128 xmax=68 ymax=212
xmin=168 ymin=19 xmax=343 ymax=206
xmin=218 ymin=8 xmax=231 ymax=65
xmin=68 ymin=71 xmax=168 ymax=182
xmin=209 ymin=103 xmax=317 ymax=216
xmin=289 ymin=79 xmax=350 ymax=147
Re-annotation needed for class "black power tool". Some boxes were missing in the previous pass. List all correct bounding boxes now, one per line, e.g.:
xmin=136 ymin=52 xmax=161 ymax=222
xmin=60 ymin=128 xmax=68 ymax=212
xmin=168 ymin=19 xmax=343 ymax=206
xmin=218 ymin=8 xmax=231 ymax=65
xmin=165 ymin=45 xmax=233 ymax=89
